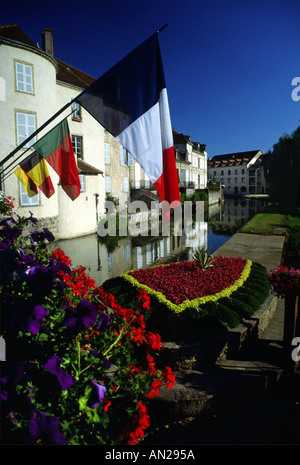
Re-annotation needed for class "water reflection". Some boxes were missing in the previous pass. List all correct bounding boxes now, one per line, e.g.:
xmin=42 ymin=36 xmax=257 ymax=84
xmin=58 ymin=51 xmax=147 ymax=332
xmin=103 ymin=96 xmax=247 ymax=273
xmin=54 ymin=198 xmax=266 ymax=286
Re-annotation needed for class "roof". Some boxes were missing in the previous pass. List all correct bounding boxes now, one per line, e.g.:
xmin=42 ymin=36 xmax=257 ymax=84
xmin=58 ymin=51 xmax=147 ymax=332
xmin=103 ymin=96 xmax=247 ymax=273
xmin=0 ymin=24 xmax=38 ymax=48
xmin=77 ymin=158 xmax=103 ymax=175
xmin=0 ymin=24 xmax=95 ymax=89
xmin=208 ymin=150 xmax=263 ymax=168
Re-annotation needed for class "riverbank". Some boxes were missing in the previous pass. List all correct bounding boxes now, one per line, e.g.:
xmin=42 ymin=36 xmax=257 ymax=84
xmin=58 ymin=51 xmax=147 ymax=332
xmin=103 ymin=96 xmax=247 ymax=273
xmin=144 ymin=227 xmax=290 ymax=444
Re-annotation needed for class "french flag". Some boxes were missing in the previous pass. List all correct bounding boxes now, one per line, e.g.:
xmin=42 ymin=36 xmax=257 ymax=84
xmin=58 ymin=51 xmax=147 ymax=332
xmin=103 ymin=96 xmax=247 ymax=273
xmin=75 ymin=31 xmax=180 ymax=207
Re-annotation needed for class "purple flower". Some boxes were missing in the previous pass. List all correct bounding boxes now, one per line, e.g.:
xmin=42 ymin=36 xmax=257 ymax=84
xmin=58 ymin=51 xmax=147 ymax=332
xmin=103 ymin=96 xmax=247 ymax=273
xmin=8 ymin=302 xmax=47 ymax=335
xmin=95 ymin=311 xmax=111 ymax=332
xmin=27 ymin=305 xmax=48 ymax=335
xmin=21 ymin=265 xmax=55 ymax=299
xmin=88 ymin=380 xmax=106 ymax=409
xmin=44 ymin=356 xmax=73 ymax=391
xmin=28 ymin=411 xmax=67 ymax=445
xmin=29 ymin=228 xmax=54 ymax=244
xmin=28 ymin=211 xmax=38 ymax=225
xmin=0 ymin=376 xmax=8 ymax=401
xmin=65 ymin=299 xmax=97 ymax=334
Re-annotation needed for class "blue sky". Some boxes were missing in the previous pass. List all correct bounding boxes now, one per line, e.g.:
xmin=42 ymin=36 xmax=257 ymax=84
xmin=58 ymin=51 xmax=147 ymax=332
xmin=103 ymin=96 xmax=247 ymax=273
xmin=1 ymin=0 xmax=300 ymax=157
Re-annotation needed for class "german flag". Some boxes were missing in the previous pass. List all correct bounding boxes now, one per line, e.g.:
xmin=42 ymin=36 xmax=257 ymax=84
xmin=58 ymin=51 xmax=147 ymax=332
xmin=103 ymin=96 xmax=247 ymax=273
xmin=15 ymin=151 xmax=55 ymax=198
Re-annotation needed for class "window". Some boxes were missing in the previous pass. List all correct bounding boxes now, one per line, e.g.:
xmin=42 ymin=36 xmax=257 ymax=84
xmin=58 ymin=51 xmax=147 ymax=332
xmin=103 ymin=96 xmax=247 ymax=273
xmin=72 ymin=102 xmax=82 ymax=121
xmin=228 ymin=178 xmax=231 ymax=184
xmin=105 ymin=176 xmax=111 ymax=193
xmin=15 ymin=61 xmax=33 ymax=94
xmin=79 ymin=174 xmax=85 ymax=192
xmin=235 ymin=169 xmax=238 ymax=175
xmin=123 ymin=177 xmax=129 ymax=192
xmin=104 ymin=143 xmax=110 ymax=164
xmin=235 ymin=178 xmax=238 ymax=183
xmin=228 ymin=170 xmax=231 ymax=175
xmin=16 ymin=112 xmax=36 ymax=147
xmin=120 ymin=147 xmax=127 ymax=165
xmin=72 ymin=135 xmax=83 ymax=159
xmin=242 ymin=177 xmax=245 ymax=183
xmin=19 ymin=182 xmax=39 ymax=206
xmin=128 ymin=153 xmax=133 ymax=166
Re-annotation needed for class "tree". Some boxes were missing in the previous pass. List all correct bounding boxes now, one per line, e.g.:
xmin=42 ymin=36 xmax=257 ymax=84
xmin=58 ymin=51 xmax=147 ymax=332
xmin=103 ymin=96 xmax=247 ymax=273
xmin=264 ymin=126 xmax=300 ymax=214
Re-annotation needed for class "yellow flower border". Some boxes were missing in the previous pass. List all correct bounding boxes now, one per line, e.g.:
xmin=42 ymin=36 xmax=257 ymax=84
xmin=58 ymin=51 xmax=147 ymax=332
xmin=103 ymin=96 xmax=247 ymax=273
xmin=121 ymin=259 xmax=252 ymax=314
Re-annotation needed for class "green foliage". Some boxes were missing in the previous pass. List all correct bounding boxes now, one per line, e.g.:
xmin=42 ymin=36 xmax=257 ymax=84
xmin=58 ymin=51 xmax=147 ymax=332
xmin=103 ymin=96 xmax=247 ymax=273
xmin=104 ymin=261 xmax=270 ymax=342
xmin=1 ymin=213 xmax=175 ymax=445
xmin=264 ymin=126 xmax=300 ymax=214
xmin=286 ymin=215 xmax=300 ymax=255
xmin=192 ymin=247 xmax=216 ymax=269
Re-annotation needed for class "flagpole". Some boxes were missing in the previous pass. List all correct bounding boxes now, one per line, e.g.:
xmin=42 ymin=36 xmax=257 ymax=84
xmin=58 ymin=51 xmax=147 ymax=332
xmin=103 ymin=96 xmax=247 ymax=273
xmin=1 ymin=109 xmax=77 ymax=183
xmin=0 ymin=25 xmax=169 ymax=189
xmin=157 ymin=24 xmax=168 ymax=34
xmin=0 ymin=102 xmax=74 ymax=170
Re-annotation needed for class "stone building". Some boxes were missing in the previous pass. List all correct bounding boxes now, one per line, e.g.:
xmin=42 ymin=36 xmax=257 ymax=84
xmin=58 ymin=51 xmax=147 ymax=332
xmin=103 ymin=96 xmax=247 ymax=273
xmin=173 ymin=130 xmax=207 ymax=192
xmin=208 ymin=150 xmax=267 ymax=195
xmin=0 ymin=24 xmax=105 ymax=239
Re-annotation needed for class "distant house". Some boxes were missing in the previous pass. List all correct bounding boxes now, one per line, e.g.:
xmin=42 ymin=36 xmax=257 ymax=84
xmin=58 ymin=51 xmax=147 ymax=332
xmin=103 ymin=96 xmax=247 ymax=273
xmin=173 ymin=130 xmax=207 ymax=192
xmin=208 ymin=150 xmax=267 ymax=195
xmin=0 ymin=25 xmax=105 ymax=239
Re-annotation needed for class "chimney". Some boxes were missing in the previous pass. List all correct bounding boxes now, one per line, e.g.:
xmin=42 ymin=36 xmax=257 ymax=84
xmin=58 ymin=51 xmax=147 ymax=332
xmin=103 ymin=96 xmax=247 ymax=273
xmin=41 ymin=28 xmax=54 ymax=56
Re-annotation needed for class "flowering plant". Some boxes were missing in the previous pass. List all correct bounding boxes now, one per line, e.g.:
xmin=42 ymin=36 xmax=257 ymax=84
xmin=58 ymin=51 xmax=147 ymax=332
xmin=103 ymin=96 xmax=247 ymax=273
xmin=267 ymin=266 xmax=300 ymax=297
xmin=122 ymin=256 xmax=252 ymax=313
xmin=0 ymin=211 xmax=175 ymax=445
xmin=0 ymin=191 xmax=15 ymax=216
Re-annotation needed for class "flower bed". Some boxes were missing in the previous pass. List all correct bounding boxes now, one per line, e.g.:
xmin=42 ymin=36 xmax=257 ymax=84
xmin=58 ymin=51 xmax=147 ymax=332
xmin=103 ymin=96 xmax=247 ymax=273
xmin=267 ymin=266 xmax=300 ymax=297
xmin=0 ymin=210 xmax=175 ymax=445
xmin=121 ymin=256 xmax=252 ymax=313
xmin=103 ymin=258 xmax=270 ymax=342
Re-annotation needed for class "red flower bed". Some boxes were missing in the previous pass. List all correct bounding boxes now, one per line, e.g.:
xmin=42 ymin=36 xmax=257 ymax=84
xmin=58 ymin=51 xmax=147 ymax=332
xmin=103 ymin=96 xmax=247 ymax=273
xmin=129 ymin=255 xmax=248 ymax=305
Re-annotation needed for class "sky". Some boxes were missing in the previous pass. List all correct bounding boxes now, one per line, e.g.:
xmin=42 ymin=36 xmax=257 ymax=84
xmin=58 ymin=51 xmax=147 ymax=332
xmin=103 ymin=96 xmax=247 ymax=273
xmin=1 ymin=0 xmax=300 ymax=157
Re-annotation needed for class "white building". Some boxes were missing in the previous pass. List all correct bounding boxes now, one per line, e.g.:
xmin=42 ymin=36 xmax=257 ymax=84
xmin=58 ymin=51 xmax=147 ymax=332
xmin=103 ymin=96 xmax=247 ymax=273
xmin=208 ymin=150 xmax=267 ymax=195
xmin=173 ymin=130 xmax=207 ymax=191
xmin=0 ymin=25 xmax=106 ymax=239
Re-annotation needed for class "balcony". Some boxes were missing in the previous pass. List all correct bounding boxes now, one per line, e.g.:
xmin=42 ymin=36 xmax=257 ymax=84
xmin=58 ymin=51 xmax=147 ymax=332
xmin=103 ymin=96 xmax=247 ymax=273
xmin=130 ymin=180 xmax=153 ymax=190
xmin=179 ymin=181 xmax=195 ymax=189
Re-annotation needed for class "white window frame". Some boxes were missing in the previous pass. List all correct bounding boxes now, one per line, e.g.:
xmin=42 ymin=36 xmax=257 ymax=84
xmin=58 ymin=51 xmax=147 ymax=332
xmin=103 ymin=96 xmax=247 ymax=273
xmin=104 ymin=143 xmax=110 ymax=164
xmin=105 ymin=176 xmax=111 ymax=193
xmin=79 ymin=174 xmax=85 ymax=192
xmin=128 ymin=153 xmax=133 ymax=166
xmin=19 ymin=182 xmax=39 ymax=207
xmin=123 ymin=176 xmax=129 ymax=193
xmin=120 ymin=147 xmax=127 ymax=166
xmin=16 ymin=112 xmax=36 ymax=148
xmin=72 ymin=135 xmax=83 ymax=159
xmin=15 ymin=61 xmax=33 ymax=94
xmin=72 ymin=102 xmax=82 ymax=121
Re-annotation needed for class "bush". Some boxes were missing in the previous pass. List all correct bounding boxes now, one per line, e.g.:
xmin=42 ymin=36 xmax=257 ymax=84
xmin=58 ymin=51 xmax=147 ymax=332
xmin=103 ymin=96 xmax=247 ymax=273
xmin=104 ymin=259 xmax=270 ymax=341
xmin=0 ymin=212 xmax=175 ymax=445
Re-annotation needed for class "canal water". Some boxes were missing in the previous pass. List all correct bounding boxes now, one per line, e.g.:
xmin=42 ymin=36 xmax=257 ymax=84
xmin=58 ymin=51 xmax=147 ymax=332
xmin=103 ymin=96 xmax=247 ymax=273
xmin=55 ymin=198 xmax=267 ymax=287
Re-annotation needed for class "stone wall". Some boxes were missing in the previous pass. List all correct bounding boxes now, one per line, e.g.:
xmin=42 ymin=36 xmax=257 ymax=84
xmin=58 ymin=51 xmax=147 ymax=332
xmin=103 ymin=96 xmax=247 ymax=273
xmin=25 ymin=215 xmax=60 ymax=240
xmin=208 ymin=189 xmax=224 ymax=206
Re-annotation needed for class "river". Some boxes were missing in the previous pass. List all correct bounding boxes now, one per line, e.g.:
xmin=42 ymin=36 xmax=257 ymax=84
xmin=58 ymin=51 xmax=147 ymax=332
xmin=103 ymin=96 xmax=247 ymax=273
xmin=54 ymin=197 xmax=267 ymax=287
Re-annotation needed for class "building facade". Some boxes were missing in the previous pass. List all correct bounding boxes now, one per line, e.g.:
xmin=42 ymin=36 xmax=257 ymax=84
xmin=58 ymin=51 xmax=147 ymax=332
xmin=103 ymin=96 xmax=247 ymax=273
xmin=208 ymin=150 xmax=267 ymax=195
xmin=0 ymin=25 xmax=107 ymax=239
xmin=173 ymin=130 xmax=207 ymax=191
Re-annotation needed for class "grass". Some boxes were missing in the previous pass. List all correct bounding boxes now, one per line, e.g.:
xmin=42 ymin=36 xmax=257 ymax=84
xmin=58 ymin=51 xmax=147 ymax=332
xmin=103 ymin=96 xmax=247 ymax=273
xmin=239 ymin=203 xmax=287 ymax=235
